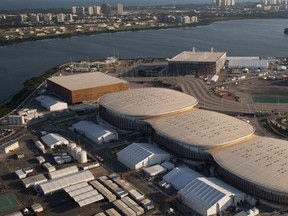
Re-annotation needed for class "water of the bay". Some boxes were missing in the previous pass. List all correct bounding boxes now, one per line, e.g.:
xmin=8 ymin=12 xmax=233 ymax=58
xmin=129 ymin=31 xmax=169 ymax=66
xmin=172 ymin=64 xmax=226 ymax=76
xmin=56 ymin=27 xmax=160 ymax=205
xmin=0 ymin=19 xmax=287 ymax=103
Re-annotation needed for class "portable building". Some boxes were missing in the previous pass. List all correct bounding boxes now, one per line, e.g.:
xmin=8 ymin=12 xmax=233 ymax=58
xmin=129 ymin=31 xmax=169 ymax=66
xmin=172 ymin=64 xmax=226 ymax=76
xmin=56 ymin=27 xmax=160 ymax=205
xmin=36 ymin=156 xmax=45 ymax=164
xmin=106 ymin=208 xmax=121 ymax=216
xmin=122 ymin=196 xmax=144 ymax=216
xmin=140 ymin=199 xmax=154 ymax=211
xmin=129 ymin=189 xmax=145 ymax=201
xmin=15 ymin=169 xmax=27 ymax=179
xmin=34 ymin=140 xmax=46 ymax=153
xmin=179 ymin=177 xmax=245 ymax=216
xmin=113 ymin=200 xmax=136 ymax=216
xmin=117 ymin=143 xmax=170 ymax=170
xmin=31 ymin=203 xmax=43 ymax=213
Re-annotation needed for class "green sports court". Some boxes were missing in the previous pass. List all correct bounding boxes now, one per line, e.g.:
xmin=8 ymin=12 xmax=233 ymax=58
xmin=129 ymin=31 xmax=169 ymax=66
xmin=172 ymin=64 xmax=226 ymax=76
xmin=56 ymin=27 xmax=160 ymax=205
xmin=0 ymin=192 xmax=22 ymax=213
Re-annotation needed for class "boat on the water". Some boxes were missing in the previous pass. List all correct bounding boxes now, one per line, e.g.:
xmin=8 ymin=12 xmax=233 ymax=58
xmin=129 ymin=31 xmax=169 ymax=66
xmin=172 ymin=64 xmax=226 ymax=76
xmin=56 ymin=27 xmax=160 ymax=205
xmin=284 ymin=28 xmax=288 ymax=34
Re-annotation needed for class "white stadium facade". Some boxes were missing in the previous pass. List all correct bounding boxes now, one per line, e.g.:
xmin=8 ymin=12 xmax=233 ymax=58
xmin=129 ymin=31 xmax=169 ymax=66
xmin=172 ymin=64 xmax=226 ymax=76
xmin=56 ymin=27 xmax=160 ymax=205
xmin=98 ymin=87 xmax=288 ymax=204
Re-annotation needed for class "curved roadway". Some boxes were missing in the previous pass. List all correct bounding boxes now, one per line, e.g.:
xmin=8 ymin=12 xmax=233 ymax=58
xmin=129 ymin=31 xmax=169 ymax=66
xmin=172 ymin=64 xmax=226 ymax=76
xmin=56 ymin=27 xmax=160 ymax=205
xmin=125 ymin=77 xmax=288 ymax=114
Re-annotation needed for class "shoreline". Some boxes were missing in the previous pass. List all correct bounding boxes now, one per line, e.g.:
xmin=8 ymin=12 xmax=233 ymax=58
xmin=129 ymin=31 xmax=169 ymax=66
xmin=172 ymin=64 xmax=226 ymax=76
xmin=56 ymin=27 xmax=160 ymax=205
xmin=1 ymin=15 xmax=288 ymax=47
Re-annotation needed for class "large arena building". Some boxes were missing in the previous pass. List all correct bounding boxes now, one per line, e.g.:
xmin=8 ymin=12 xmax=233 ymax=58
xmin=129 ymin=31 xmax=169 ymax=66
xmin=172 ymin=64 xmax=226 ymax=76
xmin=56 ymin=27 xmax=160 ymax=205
xmin=98 ymin=87 xmax=288 ymax=204
xmin=47 ymin=72 xmax=129 ymax=104
xmin=168 ymin=50 xmax=227 ymax=76
xmin=98 ymin=88 xmax=198 ymax=132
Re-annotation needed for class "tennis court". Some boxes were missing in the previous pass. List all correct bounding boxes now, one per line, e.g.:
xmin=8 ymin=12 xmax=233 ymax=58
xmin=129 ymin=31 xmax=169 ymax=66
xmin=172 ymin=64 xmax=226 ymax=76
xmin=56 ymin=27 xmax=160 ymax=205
xmin=0 ymin=192 xmax=21 ymax=212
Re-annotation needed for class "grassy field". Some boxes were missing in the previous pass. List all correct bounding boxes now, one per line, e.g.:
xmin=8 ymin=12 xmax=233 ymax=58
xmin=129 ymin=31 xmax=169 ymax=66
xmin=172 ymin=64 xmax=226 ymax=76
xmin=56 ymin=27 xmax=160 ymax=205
xmin=0 ymin=192 xmax=22 ymax=213
xmin=252 ymin=94 xmax=288 ymax=103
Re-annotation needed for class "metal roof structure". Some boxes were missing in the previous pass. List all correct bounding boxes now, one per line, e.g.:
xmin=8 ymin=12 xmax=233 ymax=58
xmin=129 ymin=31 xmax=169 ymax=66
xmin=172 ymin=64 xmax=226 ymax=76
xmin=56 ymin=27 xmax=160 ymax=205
xmin=48 ymin=165 xmax=78 ymax=179
xmin=179 ymin=177 xmax=244 ymax=216
xmin=169 ymin=51 xmax=226 ymax=62
xmin=149 ymin=109 xmax=255 ymax=149
xmin=39 ymin=170 xmax=94 ymax=194
xmin=48 ymin=72 xmax=125 ymax=91
xmin=227 ymin=56 xmax=260 ymax=61
xmin=143 ymin=164 xmax=166 ymax=176
xmin=228 ymin=59 xmax=270 ymax=69
xmin=73 ymin=121 xmax=118 ymax=144
xmin=41 ymin=133 xmax=69 ymax=149
xmin=117 ymin=143 xmax=170 ymax=170
xmin=21 ymin=174 xmax=47 ymax=188
xmin=161 ymin=161 xmax=175 ymax=170
xmin=0 ymin=140 xmax=18 ymax=150
xmin=99 ymin=88 xmax=198 ymax=119
xmin=211 ymin=136 xmax=288 ymax=195
xmin=36 ymin=95 xmax=68 ymax=111
xmin=163 ymin=165 xmax=203 ymax=190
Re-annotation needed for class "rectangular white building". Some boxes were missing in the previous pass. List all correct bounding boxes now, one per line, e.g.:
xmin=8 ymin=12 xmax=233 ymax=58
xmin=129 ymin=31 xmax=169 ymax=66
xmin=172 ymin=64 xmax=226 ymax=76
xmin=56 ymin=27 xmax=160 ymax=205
xmin=41 ymin=133 xmax=69 ymax=149
xmin=36 ymin=95 xmax=68 ymax=111
xmin=73 ymin=121 xmax=118 ymax=144
xmin=117 ymin=143 xmax=170 ymax=170
xmin=163 ymin=165 xmax=203 ymax=190
xmin=179 ymin=177 xmax=245 ymax=216
xmin=0 ymin=140 xmax=19 ymax=154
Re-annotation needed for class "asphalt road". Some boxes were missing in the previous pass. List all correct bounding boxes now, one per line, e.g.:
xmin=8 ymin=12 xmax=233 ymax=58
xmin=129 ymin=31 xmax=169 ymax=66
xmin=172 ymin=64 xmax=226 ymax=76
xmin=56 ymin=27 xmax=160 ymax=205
xmin=124 ymin=76 xmax=288 ymax=114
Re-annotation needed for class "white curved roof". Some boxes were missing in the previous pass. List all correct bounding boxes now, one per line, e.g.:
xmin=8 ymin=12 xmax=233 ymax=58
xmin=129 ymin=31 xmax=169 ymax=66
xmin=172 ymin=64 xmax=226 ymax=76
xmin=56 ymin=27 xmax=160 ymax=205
xmin=98 ymin=88 xmax=198 ymax=119
xmin=212 ymin=136 xmax=288 ymax=195
xmin=149 ymin=110 xmax=255 ymax=148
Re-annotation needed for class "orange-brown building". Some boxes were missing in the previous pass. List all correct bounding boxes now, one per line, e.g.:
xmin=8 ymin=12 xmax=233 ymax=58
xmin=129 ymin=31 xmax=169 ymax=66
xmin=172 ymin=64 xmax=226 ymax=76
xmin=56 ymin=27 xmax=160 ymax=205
xmin=47 ymin=72 xmax=129 ymax=104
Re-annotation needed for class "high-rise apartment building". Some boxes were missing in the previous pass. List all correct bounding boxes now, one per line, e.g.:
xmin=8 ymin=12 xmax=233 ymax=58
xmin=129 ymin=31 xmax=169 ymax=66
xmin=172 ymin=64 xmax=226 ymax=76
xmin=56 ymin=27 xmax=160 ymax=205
xmin=94 ymin=6 xmax=101 ymax=15
xmin=30 ymin=13 xmax=40 ymax=23
xmin=72 ymin=6 xmax=77 ymax=14
xmin=66 ymin=14 xmax=73 ymax=22
xmin=19 ymin=14 xmax=28 ymax=22
xmin=117 ymin=3 xmax=124 ymax=14
xmin=213 ymin=0 xmax=235 ymax=7
xmin=88 ymin=6 xmax=94 ymax=16
xmin=43 ymin=13 xmax=52 ymax=22
xmin=56 ymin=13 xmax=65 ymax=23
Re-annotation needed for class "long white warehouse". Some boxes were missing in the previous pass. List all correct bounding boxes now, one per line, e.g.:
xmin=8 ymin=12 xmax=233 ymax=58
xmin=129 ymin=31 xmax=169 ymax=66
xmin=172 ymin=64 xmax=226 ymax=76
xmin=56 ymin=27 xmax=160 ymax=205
xmin=179 ymin=177 xmax=245 ymax=216
xmin=73 ymin=121 xmax=118 ymax=144
xmin=36 ymin=95 xmax=68 ymax=111
xmin=117 ymin=143 xmax=170 ymax=170
xmin=38 ymin=170 xmax=94 ymax=195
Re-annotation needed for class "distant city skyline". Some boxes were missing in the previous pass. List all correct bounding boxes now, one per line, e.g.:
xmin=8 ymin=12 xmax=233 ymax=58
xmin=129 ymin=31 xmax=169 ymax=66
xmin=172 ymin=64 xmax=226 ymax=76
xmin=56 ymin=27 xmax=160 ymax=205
xmin=0 ymin=0 xmax=260 ymax=10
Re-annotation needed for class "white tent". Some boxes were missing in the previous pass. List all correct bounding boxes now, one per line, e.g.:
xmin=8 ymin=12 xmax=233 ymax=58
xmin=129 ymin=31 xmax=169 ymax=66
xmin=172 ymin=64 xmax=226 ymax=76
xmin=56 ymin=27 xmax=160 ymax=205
xmin=163 ymin=165 xmax=203 ymax=190
xmin=117 ymin=143 xmax=170 ymax=170
xmin=41 ymin=133 xmax=69 ymax=149
xmin=38 ymin=170 xmax=94 ymax=195
xmin=36 ymin=95 xmax=67 ymax=111
xmin=73 ymin=121 xmax=118 ymax=144
xmin=179 ymin=177 xmax=245 ymax=216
